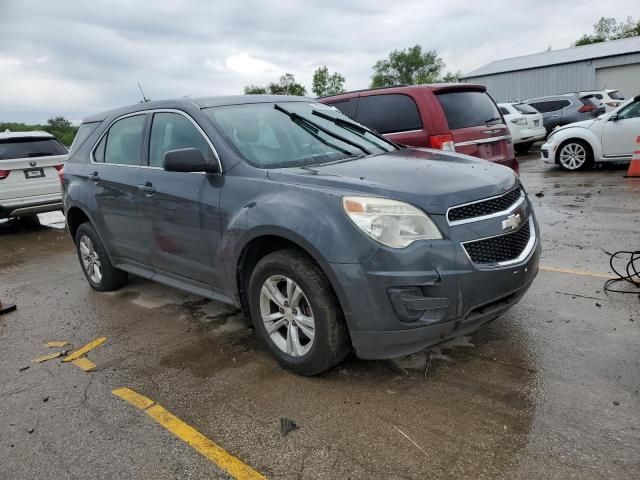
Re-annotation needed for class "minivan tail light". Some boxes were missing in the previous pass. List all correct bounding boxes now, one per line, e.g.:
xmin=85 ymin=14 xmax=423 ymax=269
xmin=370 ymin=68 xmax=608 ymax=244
xmin=429 ymin=134 xmax=456 ymax=152
xmin=578 ymin=104 xmax=595 ymax=113
xmin=0 ymin=170 xmax=9 ymax=180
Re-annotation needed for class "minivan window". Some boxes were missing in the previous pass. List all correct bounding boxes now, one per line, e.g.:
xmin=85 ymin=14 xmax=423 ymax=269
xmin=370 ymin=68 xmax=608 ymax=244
xmin=356 ymin=94 xmax=422 ymax=134
xmin=0 ymin=137 xmax=67 ymax=161
xmin=205 ymin=102 xmax=392 ymax=168
xmin=100 ymin=115 xmax=146 ymax=166
xmin=513 ymin=103 xmax=538 ymax=115
xmin=327 ymin=98 xmax=358 ymax=119
xmin=436 ymin=91 xmax=501 ymax=129
xmin=149 ymin=112 xmax=214 ymax=168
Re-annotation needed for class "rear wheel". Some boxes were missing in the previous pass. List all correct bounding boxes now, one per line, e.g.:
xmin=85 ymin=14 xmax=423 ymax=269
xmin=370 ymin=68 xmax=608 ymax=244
xmin=75 ymin=222 xmax=128 ymax=291
xmin=557 ymin=140 xmax=593 ymax=171
xmin=248 ymin=249 xmax=350 ymax=376
xmin=515 ymin=142 xmax=533 ymax=154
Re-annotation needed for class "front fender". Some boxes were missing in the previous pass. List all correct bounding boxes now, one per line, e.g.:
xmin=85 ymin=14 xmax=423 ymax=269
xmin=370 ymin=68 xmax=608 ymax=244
xmin=546 ymin=127 xmax=602 ymax=161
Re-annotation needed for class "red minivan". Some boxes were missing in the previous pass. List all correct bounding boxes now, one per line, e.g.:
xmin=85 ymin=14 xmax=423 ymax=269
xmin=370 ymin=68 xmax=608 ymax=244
xmin=321 ymin=84 xmax=518 ymax=173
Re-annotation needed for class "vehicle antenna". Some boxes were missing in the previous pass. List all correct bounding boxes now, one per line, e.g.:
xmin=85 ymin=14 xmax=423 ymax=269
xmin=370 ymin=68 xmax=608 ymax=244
xmin=138 ymin=82 xmax=150 ymax=103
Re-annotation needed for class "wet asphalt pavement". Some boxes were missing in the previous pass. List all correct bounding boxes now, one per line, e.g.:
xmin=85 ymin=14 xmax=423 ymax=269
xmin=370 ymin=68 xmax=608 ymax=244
xmin=1 ymin=152 xmax=639 ymax=479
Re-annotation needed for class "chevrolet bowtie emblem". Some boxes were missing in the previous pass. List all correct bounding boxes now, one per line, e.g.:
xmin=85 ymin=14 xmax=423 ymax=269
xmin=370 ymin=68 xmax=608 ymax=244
xmin=502 ymin=213 xmax=522 ymax=231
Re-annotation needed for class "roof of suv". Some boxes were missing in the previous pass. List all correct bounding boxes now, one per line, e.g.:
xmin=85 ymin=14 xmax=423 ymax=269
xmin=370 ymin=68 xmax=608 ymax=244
xmin=82 ymin=95 xmax=310 ymax=124
xmin=0 ymin=130 xmax=55 ymax=140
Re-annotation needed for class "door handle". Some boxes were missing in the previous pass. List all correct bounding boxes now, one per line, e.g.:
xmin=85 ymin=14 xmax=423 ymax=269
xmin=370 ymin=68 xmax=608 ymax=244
xmin=89 ymin=171 xmax=100 ymax=182
xmin=138 ymin=181 xmax=156 ymax=195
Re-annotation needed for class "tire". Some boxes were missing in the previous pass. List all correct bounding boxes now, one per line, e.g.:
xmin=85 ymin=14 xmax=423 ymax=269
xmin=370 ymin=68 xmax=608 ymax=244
xmin=75 ymin=222 xmax=128 ymax=291
xmin=248 ymin=249 xmax=350 ymax=376
xmin=515 ymin=142 xmax=533 ymax=154
xmin=556 ymin=139 xmax=594 ymax=171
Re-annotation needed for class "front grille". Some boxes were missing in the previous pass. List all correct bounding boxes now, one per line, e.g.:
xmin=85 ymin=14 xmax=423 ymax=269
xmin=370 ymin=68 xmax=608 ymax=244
xmin=448 ymin=186 xmax=522 ymax=223
xmin=464 ymin=220 xmax=531 ymax=264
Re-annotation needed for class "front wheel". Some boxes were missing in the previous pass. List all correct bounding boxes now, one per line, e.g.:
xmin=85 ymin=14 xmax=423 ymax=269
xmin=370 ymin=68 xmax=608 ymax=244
xmin=557 ymin=140 xmax=593 ymax=171
xmin=75 ymin=222 xmax=128 ymax=291
xmin=248 ymin=249 xmax=350 ymax=376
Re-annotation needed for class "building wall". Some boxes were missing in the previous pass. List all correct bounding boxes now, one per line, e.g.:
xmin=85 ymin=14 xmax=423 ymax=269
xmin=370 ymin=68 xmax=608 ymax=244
xmin=463 ymin=53 xmax=640 ymax=102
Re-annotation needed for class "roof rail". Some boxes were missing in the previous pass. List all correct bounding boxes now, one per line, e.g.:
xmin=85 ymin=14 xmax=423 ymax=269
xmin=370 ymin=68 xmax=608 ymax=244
xmin=318 ymin=84 xmax=409 ymax=99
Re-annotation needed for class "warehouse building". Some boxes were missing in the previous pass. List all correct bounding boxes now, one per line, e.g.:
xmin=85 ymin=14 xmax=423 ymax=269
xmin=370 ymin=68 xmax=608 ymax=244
xmin=462 ymin=36 xmax=640 ymax=102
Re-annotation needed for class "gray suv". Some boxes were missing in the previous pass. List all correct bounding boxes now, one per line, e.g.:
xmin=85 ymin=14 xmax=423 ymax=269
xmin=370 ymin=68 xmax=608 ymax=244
xmin=524 ymin=93 xmax=605 ymax=133
xmin=62 ymin=95 xmax=540 ymax=375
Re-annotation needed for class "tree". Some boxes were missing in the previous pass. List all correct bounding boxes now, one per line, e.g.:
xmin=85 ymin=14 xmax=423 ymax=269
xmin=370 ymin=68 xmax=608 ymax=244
xmin=243 ymin=73 xmax=307 ymax=96
xmin=47 ymin=116 xmax=72 ymax=131
xmin=244 ymin=84 xmax=268 ymax=94
xmin=574 ymin=16 xmax=640 ymax=46
xmin=370 ymin=45 xmax=444 ymax=87
xmin=311 ymin=66 xmax=346 ymax=97
xmin=440 ymin=70 xmax=462 ymax=83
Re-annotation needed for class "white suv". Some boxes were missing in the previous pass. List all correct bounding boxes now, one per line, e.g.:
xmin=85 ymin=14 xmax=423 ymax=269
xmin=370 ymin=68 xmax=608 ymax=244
xmin=497 ymin=103 xmax=546 ymax=154
xmin=579 ymin=89 xmax=626 ymax=112
xmin=0 ymin=130 xmax=67 ymax=219
xmin=540 ymin=95 xmax=640 ymax=171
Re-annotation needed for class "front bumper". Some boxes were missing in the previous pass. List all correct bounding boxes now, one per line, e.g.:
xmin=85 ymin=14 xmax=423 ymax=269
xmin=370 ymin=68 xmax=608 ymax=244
xmin=326 ymin=213 xmax=541 ymax=360
xmin=540 ymin=142 xmax=555 ymax=164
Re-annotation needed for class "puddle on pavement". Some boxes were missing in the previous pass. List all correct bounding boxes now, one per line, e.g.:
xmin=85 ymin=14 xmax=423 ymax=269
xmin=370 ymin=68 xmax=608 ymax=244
xmin=0 ymin=218 xmax=73 ymax=269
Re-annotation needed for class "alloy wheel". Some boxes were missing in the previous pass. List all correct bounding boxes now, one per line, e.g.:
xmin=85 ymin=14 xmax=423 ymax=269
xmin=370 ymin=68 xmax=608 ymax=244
xmin=79 ymin=235 xmax=102 ymax=284
xmin=559 ymin=143 xmax=587 ymax=170
xmin=259 ymin=275 xmax=315 ymax=357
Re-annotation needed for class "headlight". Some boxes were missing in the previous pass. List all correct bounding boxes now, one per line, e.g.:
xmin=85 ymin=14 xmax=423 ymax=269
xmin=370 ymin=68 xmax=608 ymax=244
xmin=342 ymin=196 xmax=442 ymax=248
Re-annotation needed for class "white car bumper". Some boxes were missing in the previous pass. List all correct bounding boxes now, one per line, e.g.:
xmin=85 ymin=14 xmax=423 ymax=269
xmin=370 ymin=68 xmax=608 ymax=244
xmin=540 ymin=141 xmax=556 ymax=164
xmin=512 ymin=127 xmax=547 ymax=144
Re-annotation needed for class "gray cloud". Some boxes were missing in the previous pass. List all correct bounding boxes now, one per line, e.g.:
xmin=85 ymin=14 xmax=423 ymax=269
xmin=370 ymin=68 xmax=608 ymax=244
xmin=0 ymin=0 xmax=635 ymax=122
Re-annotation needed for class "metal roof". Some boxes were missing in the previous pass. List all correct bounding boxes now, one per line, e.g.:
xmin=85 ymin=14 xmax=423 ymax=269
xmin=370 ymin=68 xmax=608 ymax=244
xmin=463 ymin=36 xmax=640 ymax=78
xmin=0 ymin=130 xmax=54 ymax=140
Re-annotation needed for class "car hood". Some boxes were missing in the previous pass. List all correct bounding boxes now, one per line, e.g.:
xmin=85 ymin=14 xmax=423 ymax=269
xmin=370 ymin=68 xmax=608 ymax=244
xmin=554 ymin=119 xmax=595 ymax=132
xmin=267 ymin=148 xmax=518 ymax=214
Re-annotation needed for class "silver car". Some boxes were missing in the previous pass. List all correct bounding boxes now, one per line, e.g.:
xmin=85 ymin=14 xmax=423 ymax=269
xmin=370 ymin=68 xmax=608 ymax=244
xmin=524 ymin=93 xmax=605 ymax=134
xmin=0 ymin=130 xmax=67 ymax=220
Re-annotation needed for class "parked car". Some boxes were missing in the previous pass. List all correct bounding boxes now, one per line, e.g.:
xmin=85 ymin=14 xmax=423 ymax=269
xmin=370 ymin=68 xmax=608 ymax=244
xmin=320 ymin=84 xmax=518 ymax=173
xmin=498 ymin=103 xmax=546 ymax=154
xmin=540 ymin=94 xmax=640 ymax=170
xmin=524 ymin=94 xmax=605 ymax=134
xmin=0 ymin=130 xmax=67 ymax=220
xmin=579 ymin=89 xmax=625 ymax=112
xmin=62 ymin=95 xmax=540 ymax=375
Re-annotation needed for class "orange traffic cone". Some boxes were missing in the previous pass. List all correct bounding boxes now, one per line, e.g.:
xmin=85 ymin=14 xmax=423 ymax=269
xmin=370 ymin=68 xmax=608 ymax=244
xmin=624 ymin=135 xmax=640 ymax=178
xmin=0 ymin=299 xmax=17 ymax=314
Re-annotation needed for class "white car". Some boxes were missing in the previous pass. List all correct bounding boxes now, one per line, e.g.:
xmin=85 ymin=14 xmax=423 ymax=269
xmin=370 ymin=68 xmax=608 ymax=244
xmin=540 ymin=95 xmax=640 ymax=171
xmin=579 ymin=89 xmax=626 ymax=112
xmin=498 ymin=103 xmax=547 ymax=154
xmin=0 ymin=130 xmax=67 ymax=220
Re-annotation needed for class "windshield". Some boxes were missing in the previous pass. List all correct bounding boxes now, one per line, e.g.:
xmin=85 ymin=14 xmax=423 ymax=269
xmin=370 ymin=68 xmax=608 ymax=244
xmin=513 ymin=103 xmax=538 ymax=115
xmin=0 ymin=137 xmax=67 ymax=160
xmin=204 ymin=101 xmax=397 ymax=168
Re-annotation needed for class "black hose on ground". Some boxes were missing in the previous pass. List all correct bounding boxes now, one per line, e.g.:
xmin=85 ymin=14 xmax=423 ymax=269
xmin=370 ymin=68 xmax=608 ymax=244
xmin=603 ymin=250 xmax=640 ymax=295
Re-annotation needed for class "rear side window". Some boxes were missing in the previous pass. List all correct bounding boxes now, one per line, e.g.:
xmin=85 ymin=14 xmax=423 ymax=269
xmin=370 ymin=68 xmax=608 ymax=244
xmin=609 ymin=91 xmax=624 ymax=100
xmin=499 ymin=106 xmax=510 ymax=115
xmin=513 ymin=103 xmax=538 ymax=115
xmin=148 ymin=112 xmax=214 ymax=168
xmin=94 ymin=115 xmax=146 ymax=165
xmin=0 ymin=137 xmax=67 ymax=160
xmin=356 ymin=94 xmax=422 ymax=134
xmin=529 ymin=101 xmax=559 ymax=113
xmin=68 ymin=122 xmax=100 ymax=159
xmin=326 ymin=98 xmax=358 ymax=119
xmin=436 ymin=91 xmax=501 ymax=130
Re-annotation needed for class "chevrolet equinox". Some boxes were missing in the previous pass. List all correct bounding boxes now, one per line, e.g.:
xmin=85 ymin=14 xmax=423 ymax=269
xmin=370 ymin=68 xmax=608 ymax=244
xmin=62 ymin=95 xmax=540 ymax=375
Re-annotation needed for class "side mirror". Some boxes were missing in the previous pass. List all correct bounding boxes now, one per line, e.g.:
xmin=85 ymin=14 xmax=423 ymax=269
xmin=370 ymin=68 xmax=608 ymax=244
xmin=163 ymin=148 xmax=218 ymax=173
xmin=609 ymin=114 xmax=619 ymax=122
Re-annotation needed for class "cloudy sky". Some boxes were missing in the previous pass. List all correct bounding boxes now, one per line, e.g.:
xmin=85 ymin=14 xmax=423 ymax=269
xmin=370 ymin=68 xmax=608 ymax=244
xmin=0 ymin=0 xmax=636 ymax=123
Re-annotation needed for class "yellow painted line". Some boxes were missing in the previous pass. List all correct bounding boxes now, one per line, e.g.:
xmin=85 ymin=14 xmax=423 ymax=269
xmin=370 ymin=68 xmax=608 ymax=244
xmin=540 ymin=266 xmax=613 ymax=280
xmin=72 ymin=357 xmax=96 ymax=371
xmin=62 ymin=337 xmax=107 ymax=362
xmin=112 ymin=387 xmax=155 ymax=410
xmin=46 ymin=341 xmax=69 ymax=348
xmin=113 ymin=387 xmax=266 ymax=480
xmin=33 ymin=351 xmax=62 ymax=363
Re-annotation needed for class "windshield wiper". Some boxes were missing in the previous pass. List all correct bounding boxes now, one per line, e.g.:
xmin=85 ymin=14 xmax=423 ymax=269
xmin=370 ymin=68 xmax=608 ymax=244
xmin=311 ymin=110 xmax=401 ymax=151
xmin=484 ymin=116 xmax=502 ymax=124
xmin=274 ymin=104 xmax=370 ymax=155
